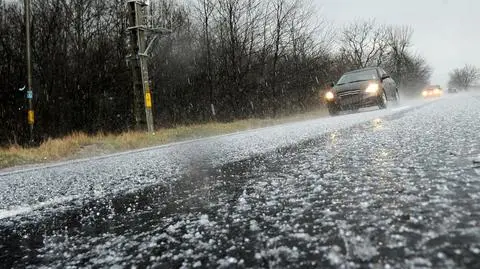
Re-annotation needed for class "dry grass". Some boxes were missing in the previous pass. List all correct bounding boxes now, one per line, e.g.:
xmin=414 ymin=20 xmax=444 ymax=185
xmin=0 ymin=132 xmax=98 ymax=169
xmin=0 ymin=109 xmax=327 ymax=170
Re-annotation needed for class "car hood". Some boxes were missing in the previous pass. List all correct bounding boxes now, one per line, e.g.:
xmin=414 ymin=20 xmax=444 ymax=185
xmin=334 ymin=80 xmax=376 ymax=93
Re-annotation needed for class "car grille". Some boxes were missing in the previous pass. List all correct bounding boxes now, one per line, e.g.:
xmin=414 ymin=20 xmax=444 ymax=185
xmin=337 ymin=89 xmax=361 ymax=97
xmin=337 ymin=90 xmax=362 ymax=105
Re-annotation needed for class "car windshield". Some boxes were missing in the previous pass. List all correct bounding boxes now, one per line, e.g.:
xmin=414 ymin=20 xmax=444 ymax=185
xmin=337 ymin=69 xmax=378 ymax=85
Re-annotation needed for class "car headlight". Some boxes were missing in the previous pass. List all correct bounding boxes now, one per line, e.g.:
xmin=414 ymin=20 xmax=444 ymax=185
xmin=365 ymin=83 xmax=380 ymax=94
xmin=325 ymin=91 xmax=335 ymax=101
xmin=422 ymin=91 xmax=428 ymax=97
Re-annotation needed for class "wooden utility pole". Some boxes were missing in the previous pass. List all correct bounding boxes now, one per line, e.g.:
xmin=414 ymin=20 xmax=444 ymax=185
xmin=127 ymin=0 xmax=152 ymax=132
xmin=126 ymin=0 xmax=170 ymax=133
xmin=24 ymin=0 xmax=34 ymax=143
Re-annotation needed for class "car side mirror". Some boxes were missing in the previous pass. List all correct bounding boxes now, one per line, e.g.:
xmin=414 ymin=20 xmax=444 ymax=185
xmin=329 ymin=82 xmax=335 ymax=87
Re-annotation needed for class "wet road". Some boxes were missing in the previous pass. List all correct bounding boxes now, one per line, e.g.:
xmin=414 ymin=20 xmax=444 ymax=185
xmin=1 ymin=93 xmax=480 ymax=268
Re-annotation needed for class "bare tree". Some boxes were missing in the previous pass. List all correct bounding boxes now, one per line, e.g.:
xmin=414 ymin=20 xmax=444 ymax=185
xmin=387 ymin=25 xmax=412 ymax=55
xmin=341 ymin=19 xmax=388 ymax=68
xmin=198 ymin=0 xmax=215 ymax=116
xmin=283 ymin=0 xmax=332 ymax=110
xmin=269 ymin=0 xmax=300 ymax=114
xmin=448 ymin=64 xmax=480 ymax=89
xmin=384 ymin=25 xmax=413 ymax=87
xmin=403 ymin=54 xmax=431 ymax=91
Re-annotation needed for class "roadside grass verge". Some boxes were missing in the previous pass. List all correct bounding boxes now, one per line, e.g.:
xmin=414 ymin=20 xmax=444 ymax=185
xmin=0 ymin=109 xmax=327 ymax=170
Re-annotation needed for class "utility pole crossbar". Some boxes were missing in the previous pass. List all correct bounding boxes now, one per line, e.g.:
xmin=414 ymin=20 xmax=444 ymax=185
xmin=127 ymin=0 xmax=147 ymax=6
xmin=127 ymin=26 xmax=148 ymax=31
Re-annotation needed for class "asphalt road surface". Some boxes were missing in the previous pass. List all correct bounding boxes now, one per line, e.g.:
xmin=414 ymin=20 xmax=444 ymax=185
xmin=1 ymin=93 xmax=480 ymax=268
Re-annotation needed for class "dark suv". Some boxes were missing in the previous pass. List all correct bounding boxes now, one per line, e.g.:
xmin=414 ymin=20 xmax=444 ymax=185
xmin=324 ymin=67 xmax=399 ymax=116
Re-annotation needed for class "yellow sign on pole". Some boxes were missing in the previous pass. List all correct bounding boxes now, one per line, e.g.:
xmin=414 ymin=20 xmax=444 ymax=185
xmin=145 ymin=92 xmax=152 ymax=108
xmin=28 ymin=110 xmax=34 ymax=124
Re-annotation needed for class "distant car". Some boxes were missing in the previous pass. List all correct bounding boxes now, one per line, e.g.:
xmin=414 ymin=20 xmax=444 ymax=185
xmin=447 ymin=88 xmax=458 ymax=93
xmin=323 ymin=67 xmax=399 ymax=116
xmin=422 ymin=85 xmax=443 ymax=98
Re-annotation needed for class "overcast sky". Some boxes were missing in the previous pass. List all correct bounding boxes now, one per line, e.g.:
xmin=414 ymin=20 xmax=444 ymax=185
xmin=315 ymin=0 xmax=479 ymax=86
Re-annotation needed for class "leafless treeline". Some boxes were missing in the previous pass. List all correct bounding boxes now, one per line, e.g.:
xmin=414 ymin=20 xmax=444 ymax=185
xmin=1 ymin=0 xmax=129 ymax=144
xmin=0 ymin=0 xmax=431 ymax=145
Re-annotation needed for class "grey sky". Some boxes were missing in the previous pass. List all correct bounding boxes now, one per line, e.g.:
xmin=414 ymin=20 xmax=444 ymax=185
xmin=315 ymin=0 xmax=480 ymax=86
